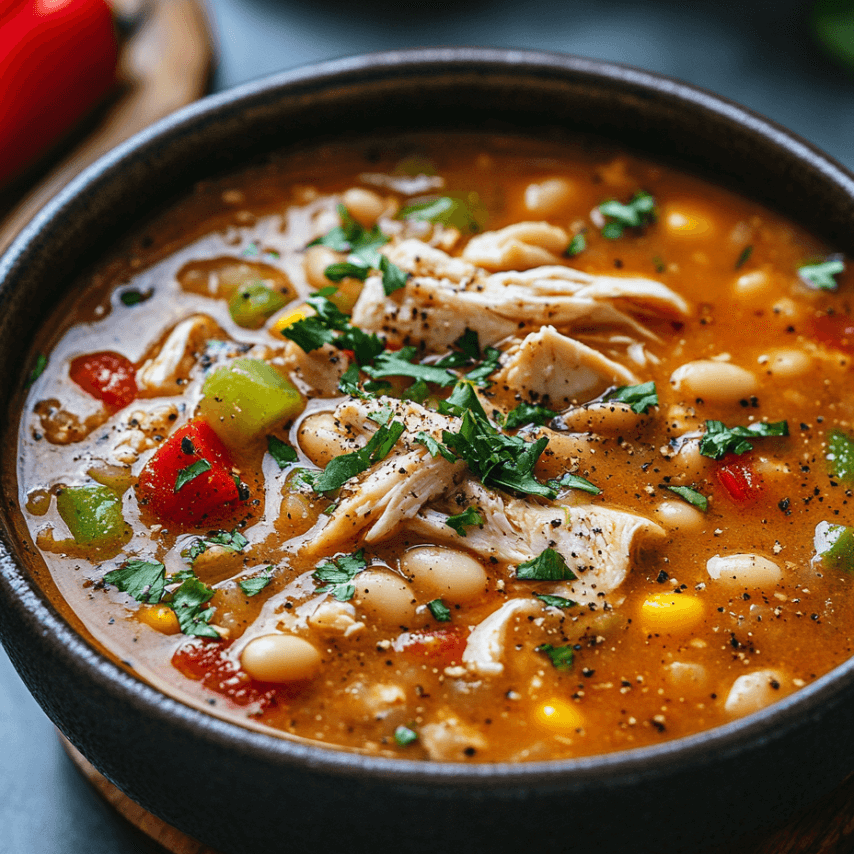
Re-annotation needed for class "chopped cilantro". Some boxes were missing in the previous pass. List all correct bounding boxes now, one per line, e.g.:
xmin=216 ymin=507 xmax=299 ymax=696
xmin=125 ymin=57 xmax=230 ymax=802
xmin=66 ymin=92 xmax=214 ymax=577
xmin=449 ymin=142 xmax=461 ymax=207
xmin=814 ymin=521 xmax=854 ymax=572
xmin=437 ymin=381 xmax=488 ymax=420
xmin=547 ymin=472 xmax=601 ymax=495
xmin=664 ymin=485 xmax=708 ymax=512
xmin=182 ymin=528 xmax=249 ymax=562
xmin=463 ymin=347 xmax=501 ymax=387
xmin=698 ymin=419 xmax=789 ymax=460
xmin=174 ymin=458 xmax=212 ymax=492
xmin=413 ymin=431 xmax=456 ymax=462
xmin=289 ymin=468 xmax=321 ymax=491
xmin=501 ymin=402 xmax=558 ymax=430
xmin=516 ymin=548 xmax=577 ymax=581
xmin=267 ymin=435 xmax=298 ymax=468
xmin=566 ymin=233 xmax=586 ymax=256
xmin=379 ymin=255 xmax=408 ymax=295
xmin=442 ymin=411 xmax=555 ymax=498
xmin=427 ymin=599 xmax=452 ymax=622
xmin=827 ymin=429 xmax=854 ymax=482
xmin=363 ymin=346 xmax=457 ymax=387
xmin=104 ymin=560 xmax=167 ymax=604
xmin=313 ymin=550 xmax=367 ymax=601
xmin=309 ymin=205 xmax=388 ymax=264
xmin=324 ymin=260 xmax=370 ymax=282
xmin=394 ymin=724 xmax=419 ymax=746
xmin=453 ymin=329 xmax=480 ymax=361
xmin=799 ymin=258 xmax=845 ymax=291
xmin=25 ymin=353 xmax=47 ymax=389
xmin=367 ymin=403 xmax=394 ymax=426
xmin=171 ymin=576 xmax=219 ymax=638
xmin=402 ymin=379 xmax=430 ymax=403
xmin=239 ymin=568 xmax=273 ymax=597
xmin=397 ymin=194 xmax=483 ymax=232
xmin=604 ymin=381 xmax=658 ymax=414
xmin=314 ymin=420 xmax=405 ymax=493
xmin=598 ymin=191 xmax=656 ymax=239
xmin=537 ymin=643 xmax=575 ymax=670
xmin=119 ymin=288 xmax=152 ymax=306
xmin=653 ymin=255 xmax=666 ymax=274
xmin=534 ymin=593 xmax=578 ymax=609
xmin=445 ymin=506 xmax=483 ymax=537
xmin=735 ymin=245 xmax=754 ymax=270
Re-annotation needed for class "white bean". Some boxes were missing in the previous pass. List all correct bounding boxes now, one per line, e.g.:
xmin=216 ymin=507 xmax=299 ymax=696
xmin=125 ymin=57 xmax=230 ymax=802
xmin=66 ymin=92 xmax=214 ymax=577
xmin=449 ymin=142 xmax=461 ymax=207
xmin=559 ymin=401 xmax=640 ymax=434
xmin=303 ymin=245 xmax=340 ymax=290
xmin=240 ymin=634 xmax=321 ymax=682
xmin=764 ymin=348 xmax=812 ymax=379
xmin=523 ymin=178 xmax=573 ymax=216
xmin=724 ymin=669 xmax=786 ymax=716
xmin=354 ymin=570 xmax=417 ymax=626
xmin=665 ymin=661 xmax=709 ymax=690
xmin=342 ymin=187 xmax=387 ymax=227
xmin=297 ymin=411 xmax=362 ymax=467
xmin=707 ymin=553 xmax=782 ymax=588
xmin=670 ymin=359 xmax=757 ymax=403
xmin=733 ymin=270 xmax=772 ymax=298
xmin=654 ymin=499 xmax=706 ymax=532
xmin=400 ymin=546 xmax=487 ymax=602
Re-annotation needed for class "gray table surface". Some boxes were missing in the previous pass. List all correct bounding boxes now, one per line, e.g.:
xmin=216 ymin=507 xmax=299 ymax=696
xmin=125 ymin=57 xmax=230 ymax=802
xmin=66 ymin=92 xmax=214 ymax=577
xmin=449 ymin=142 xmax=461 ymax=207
xmin=1 ymin=1 xmax=852 ymax=852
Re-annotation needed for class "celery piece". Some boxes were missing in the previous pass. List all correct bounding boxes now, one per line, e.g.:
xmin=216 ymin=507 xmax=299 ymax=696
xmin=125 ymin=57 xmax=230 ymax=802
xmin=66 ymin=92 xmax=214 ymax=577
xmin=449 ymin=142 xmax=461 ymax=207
xmin=814 ymin=520 xmax=854 ymax=572
xmin=827 ymin=429 xmax=854 ymax=482
xmin=200 ymin=358 xmax=304 ymax=447
xmin=228 ymin=281 xmax=288 ymax=329
xmin=56 ymin=484 xmax=129 ymax=548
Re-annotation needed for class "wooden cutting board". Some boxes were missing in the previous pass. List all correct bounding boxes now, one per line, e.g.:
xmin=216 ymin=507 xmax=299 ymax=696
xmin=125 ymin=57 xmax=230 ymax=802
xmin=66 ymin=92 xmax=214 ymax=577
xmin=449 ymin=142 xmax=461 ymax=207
xmin=0 ymin=0 xmax=213 ymax=255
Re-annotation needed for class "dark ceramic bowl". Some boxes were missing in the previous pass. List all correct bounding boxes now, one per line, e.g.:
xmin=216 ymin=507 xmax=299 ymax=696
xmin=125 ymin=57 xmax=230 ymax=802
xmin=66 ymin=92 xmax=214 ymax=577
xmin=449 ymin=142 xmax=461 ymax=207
xmin=2 ymin=49 xmax=854 ymax=854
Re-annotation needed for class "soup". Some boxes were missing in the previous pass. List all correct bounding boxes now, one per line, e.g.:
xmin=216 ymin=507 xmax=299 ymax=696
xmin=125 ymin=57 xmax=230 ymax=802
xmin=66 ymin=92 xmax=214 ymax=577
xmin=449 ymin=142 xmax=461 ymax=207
xmin=15 ymin=134 xmax=853 ymax=762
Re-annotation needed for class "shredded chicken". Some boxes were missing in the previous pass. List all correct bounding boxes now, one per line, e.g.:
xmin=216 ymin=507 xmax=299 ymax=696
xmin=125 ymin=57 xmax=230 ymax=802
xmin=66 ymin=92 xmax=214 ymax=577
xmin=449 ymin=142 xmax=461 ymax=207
xmin=461 ymin=221 xmax=568 ymax=271
xmin=352 ymin=240 xmax=690 ymax=351
xmin=419 ymin=714 xmax=488 ymax=760
xmin=462 ymin=599 xmax=542 ymax=676
xmin=111 ymin=403 xmax=179 ymax=464
xmin=280 ymin=341 xmax=350 ymax=398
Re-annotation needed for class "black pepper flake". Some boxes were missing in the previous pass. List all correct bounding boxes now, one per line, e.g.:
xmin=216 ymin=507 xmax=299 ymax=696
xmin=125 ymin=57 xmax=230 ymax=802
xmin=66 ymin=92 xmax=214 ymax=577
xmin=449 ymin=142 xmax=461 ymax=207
xmin=778 ymin=498 xmax=791 ymax=515
xmin=656 ymin=570 xmax=669 ymax=584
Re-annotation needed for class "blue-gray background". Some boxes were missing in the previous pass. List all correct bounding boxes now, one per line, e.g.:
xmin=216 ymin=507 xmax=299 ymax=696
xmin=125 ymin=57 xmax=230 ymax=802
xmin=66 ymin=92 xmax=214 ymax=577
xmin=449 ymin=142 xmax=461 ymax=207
xmin=1 ymin=1 xmax=852 ymax=851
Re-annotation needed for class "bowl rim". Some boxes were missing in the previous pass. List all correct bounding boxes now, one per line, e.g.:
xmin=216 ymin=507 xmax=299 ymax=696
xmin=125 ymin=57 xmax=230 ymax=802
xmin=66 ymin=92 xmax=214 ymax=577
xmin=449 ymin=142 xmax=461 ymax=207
xmin=3 ymin=45 xmax=854 ymax=790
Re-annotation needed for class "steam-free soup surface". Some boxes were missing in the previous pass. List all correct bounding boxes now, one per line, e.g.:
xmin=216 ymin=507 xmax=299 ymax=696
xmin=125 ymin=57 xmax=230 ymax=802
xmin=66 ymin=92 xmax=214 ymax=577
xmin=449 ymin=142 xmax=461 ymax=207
xmin=15 ymin=134 xmax=854 ymax=761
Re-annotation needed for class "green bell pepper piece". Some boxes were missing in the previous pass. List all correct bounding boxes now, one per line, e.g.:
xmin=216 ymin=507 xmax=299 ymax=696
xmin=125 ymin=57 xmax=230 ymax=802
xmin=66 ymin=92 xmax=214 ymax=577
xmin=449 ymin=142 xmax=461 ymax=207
xmin=200 ymin=358 xmax=304 ymax=447
xmin=814 ymin=520 xmax=854 ymax=572
xmin=228 ymin=281 xmax=288 ymax=329
xmin=827 ymin=429 xmax=854 ymax=482
xmin=56 ymin=484 xmax=129 ymax=548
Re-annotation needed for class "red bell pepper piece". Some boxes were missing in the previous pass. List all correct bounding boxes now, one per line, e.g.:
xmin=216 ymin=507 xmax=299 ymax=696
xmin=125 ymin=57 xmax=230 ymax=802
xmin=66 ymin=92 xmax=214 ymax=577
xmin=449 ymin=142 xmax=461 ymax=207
xmin=69 ymin=350 xmax=137 ymax=412
xmin=394 ymin=629 xmax=467 ymax=667
xmin=0 ymin=0 xmax=118 ymax=188
xmin=137 ymin=418 xmax=244 ymax=527
xmin=716 ymin=453 xmax=764 ymax=503
xmin=809 ymin=314 xmax=854 ymax=354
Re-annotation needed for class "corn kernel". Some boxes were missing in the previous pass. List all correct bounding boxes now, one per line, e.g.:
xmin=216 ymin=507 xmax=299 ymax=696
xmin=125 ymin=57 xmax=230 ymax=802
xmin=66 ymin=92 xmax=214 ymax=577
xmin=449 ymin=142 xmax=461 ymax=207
xmin=639 ymin=592 xmax=704 ymax=635
xmin=532 ymin=698 xmax=585 ymax=734
xmin=138 ymin=604 xmax=180 ymax=635
xmin=270 ymin=304 xmax=312 ymax=337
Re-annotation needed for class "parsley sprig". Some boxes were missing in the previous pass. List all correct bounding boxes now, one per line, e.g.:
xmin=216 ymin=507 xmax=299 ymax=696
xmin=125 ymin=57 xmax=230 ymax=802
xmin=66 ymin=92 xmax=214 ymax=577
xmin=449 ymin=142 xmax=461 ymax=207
xmin=516 ymin=548 xmax=577 ymax=581
xmin=603 ymin=381 xmax=658 ymax=414
xmin=698 ymin=419 xmax=789 ymax=460
xmin=598 ymin=191 xmax=656 ymax=239
xmin=181 ymin=528 xmax=249 ymax=563
xmin=312 ymin=550 xmax=367 ymax=601
xmin=445 ymin=506 xmax=483 ymax=536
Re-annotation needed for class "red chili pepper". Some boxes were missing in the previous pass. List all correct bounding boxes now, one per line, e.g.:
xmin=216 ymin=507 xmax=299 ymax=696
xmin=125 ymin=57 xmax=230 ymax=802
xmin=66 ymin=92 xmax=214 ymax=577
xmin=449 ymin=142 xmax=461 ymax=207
xmin=394 ymin=629 xmax=467 ymax=667
xmin=717 ymin=453 xmax=764 ymax=503
xmin=0 ymin=0 xmax=118 ymax=188
xmin=137 ymin=418 xmax=244 ymax=527
xmin=809 ymin=314 xmax=854 ymax=354
xmin=69 ymin=350 xmax=137 ymax=411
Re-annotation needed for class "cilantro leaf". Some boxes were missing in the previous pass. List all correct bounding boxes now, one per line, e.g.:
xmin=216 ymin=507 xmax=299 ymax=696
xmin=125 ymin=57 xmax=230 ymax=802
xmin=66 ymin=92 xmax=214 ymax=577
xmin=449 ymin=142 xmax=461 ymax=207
xmin=827 ymin=429 xmax=854 ymax=482
xmin=537 ymin=643 xmax=575 ymax=671
xmin=604 ymin=381 xmax=658 ymax=414
xmin=338 ymin=362 xmax=367 ymax=398
xmin=534 ymin=593 xmax=578 ymax=609
xmin=664 ymin=485 xmax=708 ymax=512
xmin=394 ymin=724 xmax=419 ymax=746
xmin=182 ymin=528 xmax=249 ymax=563
xmin=547 ymin=472 xmax=601 ymax=495
xmin=104 ymin=560 xmax=167 ymax=604
xmin=379 ymin=255 xmax=408 ymax=296
xmin=119 ymin=288 xmax=152 ymax=306
xmin=437 ymin=381 xmax=488 ymax=420
xmin=799 ymin=258 xmax=845 ymax=291
xmin=463 ymin=347 xmax=501 ymax=387
xmin=313 ymin=550 xmax=367 ymax=601
xmin=25 ymin=353 xmax=47 ymax=389
xmin=413 ymin=431 xmax=456 ymax=462
xmin=397 ymin=194 xmax=483 ymax=232
xmin=239 ymin=568 xmax=273 ymax=597
xmin=516 ymin=548 xmax=577 ymax=581
xmin=324 ymin=260 xmax=370 ymax=282
xmin=698 ymin=419 xmax=789 ymax=460
xmin=174 ymin=458 xmax=212 ymax=492
xmin=442 ymin=410 xmax=555 ymax=498
xmin=308 ymin=204 xmax=361 ymax=252
xmin=598 ymin=191 xmax=656 ymax=239
xmin=735 ymin=245 xmax=753 ymax=270
xmin=363 ymin=346 xmax=457 ymax=387
xmin=445 ymin=506 xmax=483 ymax=537
xmin=453 ymin=329 xmax=480 ymax=361
xmin=501 ymin=402 xmax=558 ymax=430
xmin=367 ymin=404 xmax=394 ymax=426
xmin=289 ymin=467 xmax=321 ymax=491
xmin=402 ymin=379 xmax=430 ymax=403
xmin=427 ymin=599 xmax=452 ymax=622
xmin=171 ymin=576 xmax=219 ymax=638
xmin=566 ymin=233 xmax=586 ymax=256
xmin=267 ymin=435 xmax=298 ymax=468
xmin=314 ymin=420 xmax=405 ymax=493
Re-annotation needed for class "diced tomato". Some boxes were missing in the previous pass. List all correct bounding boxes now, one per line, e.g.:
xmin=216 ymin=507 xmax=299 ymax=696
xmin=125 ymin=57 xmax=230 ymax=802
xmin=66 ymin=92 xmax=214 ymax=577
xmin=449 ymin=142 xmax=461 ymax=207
xmin=716 ymin=454 xmax=764 ymax=503
xmin=172 ymin=640 xmax=280 ymax=709
xmin=394 ymin=629 xmax=467 ymax=667
xmin=809 ymin=314 xmax=854 ymax=354
xmin=137 ymin=417 xmax=243 ymax=527
xmin=69 ymin=350 xmax=137 ymax=411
